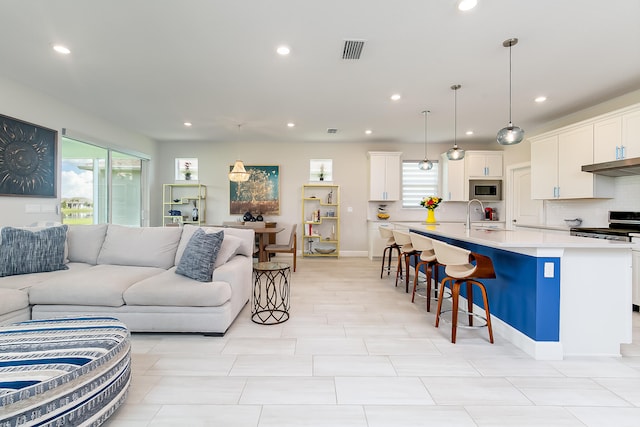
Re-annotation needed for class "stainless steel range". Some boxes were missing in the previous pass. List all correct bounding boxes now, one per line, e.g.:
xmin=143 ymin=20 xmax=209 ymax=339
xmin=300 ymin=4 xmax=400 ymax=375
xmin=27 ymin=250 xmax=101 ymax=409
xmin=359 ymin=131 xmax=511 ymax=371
xmin=571 ymin=211 xmax=640 ymax=311
xmin=570 ymin=211 xmax=640 ymax=242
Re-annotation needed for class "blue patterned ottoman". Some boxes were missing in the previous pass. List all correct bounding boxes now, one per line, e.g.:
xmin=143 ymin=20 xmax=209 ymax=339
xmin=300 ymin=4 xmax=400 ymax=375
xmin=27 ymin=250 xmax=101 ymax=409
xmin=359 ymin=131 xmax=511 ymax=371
xmin=0 ymin=317 xmax=131 ymax=426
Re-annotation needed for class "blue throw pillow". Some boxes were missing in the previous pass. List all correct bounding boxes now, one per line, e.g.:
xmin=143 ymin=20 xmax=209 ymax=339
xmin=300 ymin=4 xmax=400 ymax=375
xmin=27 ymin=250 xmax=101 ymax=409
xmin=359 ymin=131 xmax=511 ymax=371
xmin=175 ymin=229 xmax=224 ymax=282
xmin=0 ymin=225 xmax=69 ymax=277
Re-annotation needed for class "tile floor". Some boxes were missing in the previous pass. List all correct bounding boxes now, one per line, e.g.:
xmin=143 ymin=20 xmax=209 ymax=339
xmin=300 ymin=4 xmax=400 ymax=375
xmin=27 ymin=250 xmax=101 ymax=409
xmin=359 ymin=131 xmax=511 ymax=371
xmin=105 ymin=256 xmax=640 ymax=427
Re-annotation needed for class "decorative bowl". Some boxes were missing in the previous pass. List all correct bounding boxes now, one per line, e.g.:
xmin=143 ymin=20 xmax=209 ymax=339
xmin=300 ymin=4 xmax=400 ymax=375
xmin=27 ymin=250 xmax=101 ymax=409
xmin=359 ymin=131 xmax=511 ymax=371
xmin=315 ymin=247 xmax=336 ymax=254
xmin=377 ymin=213 xmax=390 ymax=220
xmin=173 ymin=198 xmax=181 ymax=203
xmin=564 ymin=218 xmax=583 ymax=227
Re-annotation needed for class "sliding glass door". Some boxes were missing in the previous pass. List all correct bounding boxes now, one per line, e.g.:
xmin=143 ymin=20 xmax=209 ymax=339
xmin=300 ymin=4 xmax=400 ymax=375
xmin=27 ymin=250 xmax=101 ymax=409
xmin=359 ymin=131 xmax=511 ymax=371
xmin=61 ymin=137 xmax=146 ymax=226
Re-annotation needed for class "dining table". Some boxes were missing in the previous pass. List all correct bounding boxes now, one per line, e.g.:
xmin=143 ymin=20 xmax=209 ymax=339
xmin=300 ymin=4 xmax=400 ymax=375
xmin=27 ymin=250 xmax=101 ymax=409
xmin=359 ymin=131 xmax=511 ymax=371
xmin=213 ymin=224 xmax=285 ymax=262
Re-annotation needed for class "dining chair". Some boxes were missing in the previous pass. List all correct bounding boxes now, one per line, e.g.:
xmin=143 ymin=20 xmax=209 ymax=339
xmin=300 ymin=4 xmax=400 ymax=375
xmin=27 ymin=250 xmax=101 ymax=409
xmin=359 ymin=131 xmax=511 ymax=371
xmin=265 ymin=224 xmax=297 ymax=272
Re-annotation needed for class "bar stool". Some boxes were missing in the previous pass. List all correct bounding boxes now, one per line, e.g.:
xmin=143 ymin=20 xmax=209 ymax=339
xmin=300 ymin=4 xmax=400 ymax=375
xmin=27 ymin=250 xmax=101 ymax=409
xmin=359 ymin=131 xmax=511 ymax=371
xmin=379 ymin=226 xmax=401 ymax=279
xmin=391 ymin=230 xmax=419 ymax=293
xmin=409 ymin=233 xmax=442 ymax=312
xmin=432 ymin=239 xmax=496 ymax=343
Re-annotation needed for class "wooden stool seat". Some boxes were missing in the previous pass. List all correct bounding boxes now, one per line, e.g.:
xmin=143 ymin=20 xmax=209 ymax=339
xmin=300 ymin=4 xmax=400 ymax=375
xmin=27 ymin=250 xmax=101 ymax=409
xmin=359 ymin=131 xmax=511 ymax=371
xmin=432 ymin=239 xmax=496 ymax=344
xmin=409 ymin=233 xmax=442 ymax=311
xmin=379 ymin=226 xmax=401 ymax=278
xmin=392 ymin=230 xmax=419 ymax=293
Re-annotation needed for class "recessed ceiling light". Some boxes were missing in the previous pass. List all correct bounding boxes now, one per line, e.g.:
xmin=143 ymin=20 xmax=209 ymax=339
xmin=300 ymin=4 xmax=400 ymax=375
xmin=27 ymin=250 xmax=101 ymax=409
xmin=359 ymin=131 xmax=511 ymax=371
xmin=466 ymin=130 xmax=474 ymax=135
xmin=184 ymin=122 xmax=192 ymax=127
xmin=535 ymin=96 xmax=547 ymax=103
xmin=287 ymin=122 xmax=295 ymax=128
xmin=277 ymin=46 xmax=291 ymax=55
xmin=53 ymin=45 xmax=71 ymax=54
xmin=365 ymin=129 xmax=373 ymax=135
xmin=390 ymin=94 xmax=401 ymax=101
xmin=457 ymin=0 xmax=478 ymax=11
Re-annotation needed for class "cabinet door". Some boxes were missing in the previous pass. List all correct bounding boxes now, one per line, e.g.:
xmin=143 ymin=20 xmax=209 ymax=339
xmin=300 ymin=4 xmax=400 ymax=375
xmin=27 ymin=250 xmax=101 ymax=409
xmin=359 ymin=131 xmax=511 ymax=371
xmin=384 ymin=155 xmax=400 ymax=200
xmin=622 ymin=109 xmax=640 ymax=159
xmin=465 ymin=153 xmax=487 ymax=177
xmin=369 ymin=155 xmax=387 ymax=200
xmin=558 ymin=125 xmax=595 ymax=199
xmin=441 ymin=153 xmax=466 ymax=201
xmin=484 ymin=153 xmax=503 ymax=178
xmin=531 ymin=135 xmax=558 ymax=199
xmin=594 ymin=117 xmax=622 ymax=163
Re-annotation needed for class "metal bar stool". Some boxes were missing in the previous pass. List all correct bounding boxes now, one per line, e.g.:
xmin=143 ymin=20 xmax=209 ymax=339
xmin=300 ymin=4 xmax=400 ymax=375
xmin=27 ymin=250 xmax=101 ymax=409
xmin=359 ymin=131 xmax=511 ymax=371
xmin=409 ymin=233 xmax=442 ymax=312
xmin=391 ymin=230 xmax=419 ymax=293
xmin=378 ymin=226 xmax=401 ymax=279
xmin=432 ymin=239 xmax=496 ymax=343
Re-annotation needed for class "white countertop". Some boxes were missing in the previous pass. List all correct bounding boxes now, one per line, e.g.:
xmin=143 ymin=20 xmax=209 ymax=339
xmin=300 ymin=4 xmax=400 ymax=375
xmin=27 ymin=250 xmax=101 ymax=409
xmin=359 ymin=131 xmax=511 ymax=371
xmin=395 ymin=222 xmax=635 ymax=251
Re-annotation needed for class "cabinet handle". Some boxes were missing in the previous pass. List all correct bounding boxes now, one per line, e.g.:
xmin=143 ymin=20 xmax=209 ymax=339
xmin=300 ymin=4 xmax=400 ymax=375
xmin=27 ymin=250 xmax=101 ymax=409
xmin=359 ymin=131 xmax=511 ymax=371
xmin=621 ymin=145 xmax=626 ymax=159
xmin=615 ymin=146 xmax=620 ymax=160
xmin=484 ymin=166 xmax=489 ymax=176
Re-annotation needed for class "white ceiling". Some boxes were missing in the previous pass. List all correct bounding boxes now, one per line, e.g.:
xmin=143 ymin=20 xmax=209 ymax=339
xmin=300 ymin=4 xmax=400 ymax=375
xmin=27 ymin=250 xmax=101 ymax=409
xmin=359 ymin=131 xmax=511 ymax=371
xmin=1 ymin=0 xmax=639 ymax=148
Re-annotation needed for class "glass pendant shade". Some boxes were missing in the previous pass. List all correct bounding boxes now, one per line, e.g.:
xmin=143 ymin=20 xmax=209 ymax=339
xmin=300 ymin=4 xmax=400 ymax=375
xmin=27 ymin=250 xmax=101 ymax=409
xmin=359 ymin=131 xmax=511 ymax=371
xmin=447 ymin=85 xmax=465 ymax=161
xmin=418 ymin=159 xmax=433 ymax=170
xmin=497 ymin=38 xmax=524 ymax=146
xmin=418 ymin=110 xmax=433 ymax=170
xmin=497 ymin=122 xmax=525 ymax=145
xmin=446 ymin=145 xmax=465 ymax=160
xmin=228 ymin=160 xmax=251 ymax=182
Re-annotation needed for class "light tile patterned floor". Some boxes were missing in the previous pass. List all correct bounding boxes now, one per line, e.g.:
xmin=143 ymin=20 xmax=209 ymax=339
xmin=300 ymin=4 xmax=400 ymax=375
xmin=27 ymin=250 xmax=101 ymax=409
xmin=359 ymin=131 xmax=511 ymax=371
xmin=105 ymin=256 xmax=640 ymax=427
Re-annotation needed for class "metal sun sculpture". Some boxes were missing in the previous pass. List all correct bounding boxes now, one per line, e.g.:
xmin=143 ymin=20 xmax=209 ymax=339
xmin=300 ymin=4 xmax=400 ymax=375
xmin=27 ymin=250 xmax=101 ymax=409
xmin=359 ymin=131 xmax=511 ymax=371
xmin=0 ymin=116 xmax=56 ymax=197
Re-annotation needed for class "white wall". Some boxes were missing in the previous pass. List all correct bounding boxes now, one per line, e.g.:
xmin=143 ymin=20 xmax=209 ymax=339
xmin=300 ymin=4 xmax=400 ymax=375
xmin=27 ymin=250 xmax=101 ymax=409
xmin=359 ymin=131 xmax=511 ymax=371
xmin=0 ymin=76 xmax=157 ymax=226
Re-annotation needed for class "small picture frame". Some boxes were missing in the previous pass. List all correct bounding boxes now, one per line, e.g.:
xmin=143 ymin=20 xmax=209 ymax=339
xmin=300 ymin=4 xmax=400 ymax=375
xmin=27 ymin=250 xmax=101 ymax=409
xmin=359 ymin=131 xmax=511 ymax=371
xmin=309 ymin=159 xmax=332 ymax=182
xmin=175 ymin=158 xmax=198 ymax=181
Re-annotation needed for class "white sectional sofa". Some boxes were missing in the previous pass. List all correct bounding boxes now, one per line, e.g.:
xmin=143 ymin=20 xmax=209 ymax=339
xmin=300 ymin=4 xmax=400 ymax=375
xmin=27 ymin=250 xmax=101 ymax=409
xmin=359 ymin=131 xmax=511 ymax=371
xmin=0 ymin=223 xmax=254 ymax=335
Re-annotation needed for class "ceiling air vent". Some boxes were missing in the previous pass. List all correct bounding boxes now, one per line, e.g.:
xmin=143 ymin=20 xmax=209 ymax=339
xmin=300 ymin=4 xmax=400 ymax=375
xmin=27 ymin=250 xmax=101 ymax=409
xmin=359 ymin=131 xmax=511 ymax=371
xmin=327 ymin=128 xmax=338 ymax=134
xmin=342 ymin=40 xmax=365 ymax=60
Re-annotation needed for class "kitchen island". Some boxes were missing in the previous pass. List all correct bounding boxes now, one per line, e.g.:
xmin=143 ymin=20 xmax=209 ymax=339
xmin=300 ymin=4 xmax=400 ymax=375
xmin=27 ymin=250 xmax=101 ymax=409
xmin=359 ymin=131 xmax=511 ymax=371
xmin=397 ymin=222 xmax=634 ymax=360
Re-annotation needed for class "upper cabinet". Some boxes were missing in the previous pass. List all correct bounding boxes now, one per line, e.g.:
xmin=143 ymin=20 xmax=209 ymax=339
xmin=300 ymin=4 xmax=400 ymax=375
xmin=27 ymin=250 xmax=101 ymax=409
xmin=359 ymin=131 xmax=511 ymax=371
xmin=440 ymin=153 xmax=465 ymax=201
xmin=465 ymin=151 xmax=503 ymax=178
xmin=530 ymin=124 xmax=614 ymax=199
xmin=592 ymin=106 xmax=640 ymax=163
xmin=622 ymin=109 xmax=640 ymax=159
xmin=368 ymin=151 xmax=401 ymax=201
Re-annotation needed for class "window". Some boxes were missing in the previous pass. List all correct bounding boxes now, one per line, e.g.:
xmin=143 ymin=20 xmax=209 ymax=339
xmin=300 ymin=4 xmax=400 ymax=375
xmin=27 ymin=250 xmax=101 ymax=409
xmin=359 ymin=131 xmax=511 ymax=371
xmin=402 ymin=160 xmax=439 ymax=208
xmin=61 ymin=137 xmax=147 ymax=226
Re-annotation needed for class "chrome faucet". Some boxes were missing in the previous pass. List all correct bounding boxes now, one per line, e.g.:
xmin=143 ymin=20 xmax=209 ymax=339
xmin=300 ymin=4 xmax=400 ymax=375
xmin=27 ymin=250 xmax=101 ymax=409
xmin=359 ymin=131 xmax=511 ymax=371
xmin=466 ymin=199 xmax=484 ymax=230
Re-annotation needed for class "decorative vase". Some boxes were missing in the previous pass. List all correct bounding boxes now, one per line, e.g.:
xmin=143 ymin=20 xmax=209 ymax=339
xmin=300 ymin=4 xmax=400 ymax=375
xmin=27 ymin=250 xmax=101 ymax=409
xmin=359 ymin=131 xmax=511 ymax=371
xmin=426 ymin=209 xmax=436 ymax=224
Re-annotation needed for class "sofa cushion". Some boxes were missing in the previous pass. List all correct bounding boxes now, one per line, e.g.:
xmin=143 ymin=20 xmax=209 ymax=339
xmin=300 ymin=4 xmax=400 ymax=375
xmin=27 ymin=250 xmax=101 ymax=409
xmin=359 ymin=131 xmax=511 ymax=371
xmin=0 ymin=225 xmax=69 ymax=277
xmin=175 ymin=229 xmax=224 ymax=282
xmin=124 ymin=267 xmax=232 ymax=307
xmin=97 ymin=225 xmax=182 ymax=269
xmin=67 ymin=224 xmax=108 ymax=264
xmin=0 ymin=288 xmax=29 ymax=314
xmin=175 ymin=225 xmax=254 ymax=265
xmin=0 ymin=262 xmax=92 ymax=290
xmin=28 ymin=264 xmax=166 ymax=307
xmin=214 ymin=235 xmax=243 ymax=268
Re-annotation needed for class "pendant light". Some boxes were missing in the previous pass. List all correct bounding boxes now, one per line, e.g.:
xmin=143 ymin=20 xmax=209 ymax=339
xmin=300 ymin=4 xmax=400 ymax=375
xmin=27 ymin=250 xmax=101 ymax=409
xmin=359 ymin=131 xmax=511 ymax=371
xmin=228 ymin=124 xmax=251 ymax=182
xmin=418 ymin=110 xmax=433 ymax=170
xmin=228 ymin=160 xmax=250 ymax=182
xmin=446 ymin=84 xmax=465 ymax=161
xmin=496 ymin=37 xmax=525 ymax=145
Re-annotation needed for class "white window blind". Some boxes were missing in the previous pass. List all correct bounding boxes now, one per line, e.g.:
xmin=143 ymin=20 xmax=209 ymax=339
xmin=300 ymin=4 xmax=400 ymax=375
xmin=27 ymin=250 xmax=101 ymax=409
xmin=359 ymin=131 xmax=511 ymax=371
xmin=402 ymin=160 xmax=439 ymax=208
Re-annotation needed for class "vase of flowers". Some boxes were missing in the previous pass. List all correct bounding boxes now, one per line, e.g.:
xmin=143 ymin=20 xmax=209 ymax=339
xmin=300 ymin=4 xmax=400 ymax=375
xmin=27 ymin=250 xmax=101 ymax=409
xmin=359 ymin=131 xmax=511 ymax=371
xmin=183 ymin=162 xmax=192 ymax=180
xmin=420 ymin=196 xmax=442 ymax=224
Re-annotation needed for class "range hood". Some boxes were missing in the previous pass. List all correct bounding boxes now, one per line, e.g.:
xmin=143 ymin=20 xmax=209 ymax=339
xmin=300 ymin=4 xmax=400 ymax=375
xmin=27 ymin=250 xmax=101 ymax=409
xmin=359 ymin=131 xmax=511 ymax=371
xmin=581 ymin=157 xmax=640 ymax=177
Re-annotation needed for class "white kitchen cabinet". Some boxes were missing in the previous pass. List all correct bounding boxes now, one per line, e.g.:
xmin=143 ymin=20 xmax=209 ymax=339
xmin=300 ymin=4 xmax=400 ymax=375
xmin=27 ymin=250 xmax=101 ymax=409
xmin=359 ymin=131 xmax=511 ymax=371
xmin=530 ymin=135 xmax=559 ymax=199
xmin=594 ymin=116 xmax=622 ymax=163
xmin=465 ymin=151 xmax=503 ymax=178
xmin=622 ymin=109 xmax=640 ymax=159
xmin=368 ymin=151 xmax=401 ymax=201
xmin=531 ymin=124 xmax=614 ymax=199
xmin=368 ymin=221 xmax=394 ymax=260
xmin=440 ymin=152 xmax=465 ymax=201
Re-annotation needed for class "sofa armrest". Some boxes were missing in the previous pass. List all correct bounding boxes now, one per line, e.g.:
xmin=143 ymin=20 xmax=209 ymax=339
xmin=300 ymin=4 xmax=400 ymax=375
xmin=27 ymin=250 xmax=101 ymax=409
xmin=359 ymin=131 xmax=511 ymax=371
xmin=212 ymin=255 xmax=252 ymax=296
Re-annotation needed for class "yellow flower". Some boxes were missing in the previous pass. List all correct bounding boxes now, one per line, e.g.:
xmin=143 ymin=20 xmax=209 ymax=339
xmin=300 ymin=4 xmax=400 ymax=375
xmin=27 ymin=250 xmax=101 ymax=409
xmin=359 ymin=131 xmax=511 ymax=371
xmin=420 ymin=196 xmax=442 ymax=210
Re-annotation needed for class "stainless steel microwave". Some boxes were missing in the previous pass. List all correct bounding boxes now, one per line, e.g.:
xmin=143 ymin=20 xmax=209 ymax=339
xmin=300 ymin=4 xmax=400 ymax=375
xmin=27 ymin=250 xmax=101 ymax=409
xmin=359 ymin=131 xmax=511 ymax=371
xmin=469 ymin=180 xmax=502 ymax=201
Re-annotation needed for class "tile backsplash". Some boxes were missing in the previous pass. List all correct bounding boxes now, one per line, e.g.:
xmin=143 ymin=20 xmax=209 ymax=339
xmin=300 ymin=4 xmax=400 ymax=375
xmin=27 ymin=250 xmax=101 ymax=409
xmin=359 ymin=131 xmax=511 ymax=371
xmin=545 ymin=175 xmax=640 ymax=227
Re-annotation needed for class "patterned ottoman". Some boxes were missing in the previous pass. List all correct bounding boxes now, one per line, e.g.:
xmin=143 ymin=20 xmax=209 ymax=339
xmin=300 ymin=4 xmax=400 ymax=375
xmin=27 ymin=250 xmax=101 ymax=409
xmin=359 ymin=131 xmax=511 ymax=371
xmin=0 ymin=317 xmax=131 ymax=426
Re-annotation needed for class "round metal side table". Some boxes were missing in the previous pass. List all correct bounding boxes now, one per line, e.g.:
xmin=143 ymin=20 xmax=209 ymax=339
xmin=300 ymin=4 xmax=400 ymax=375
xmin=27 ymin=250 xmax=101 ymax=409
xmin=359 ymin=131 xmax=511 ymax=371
xmin=252 ymin=262 xmax=291 ymax=324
